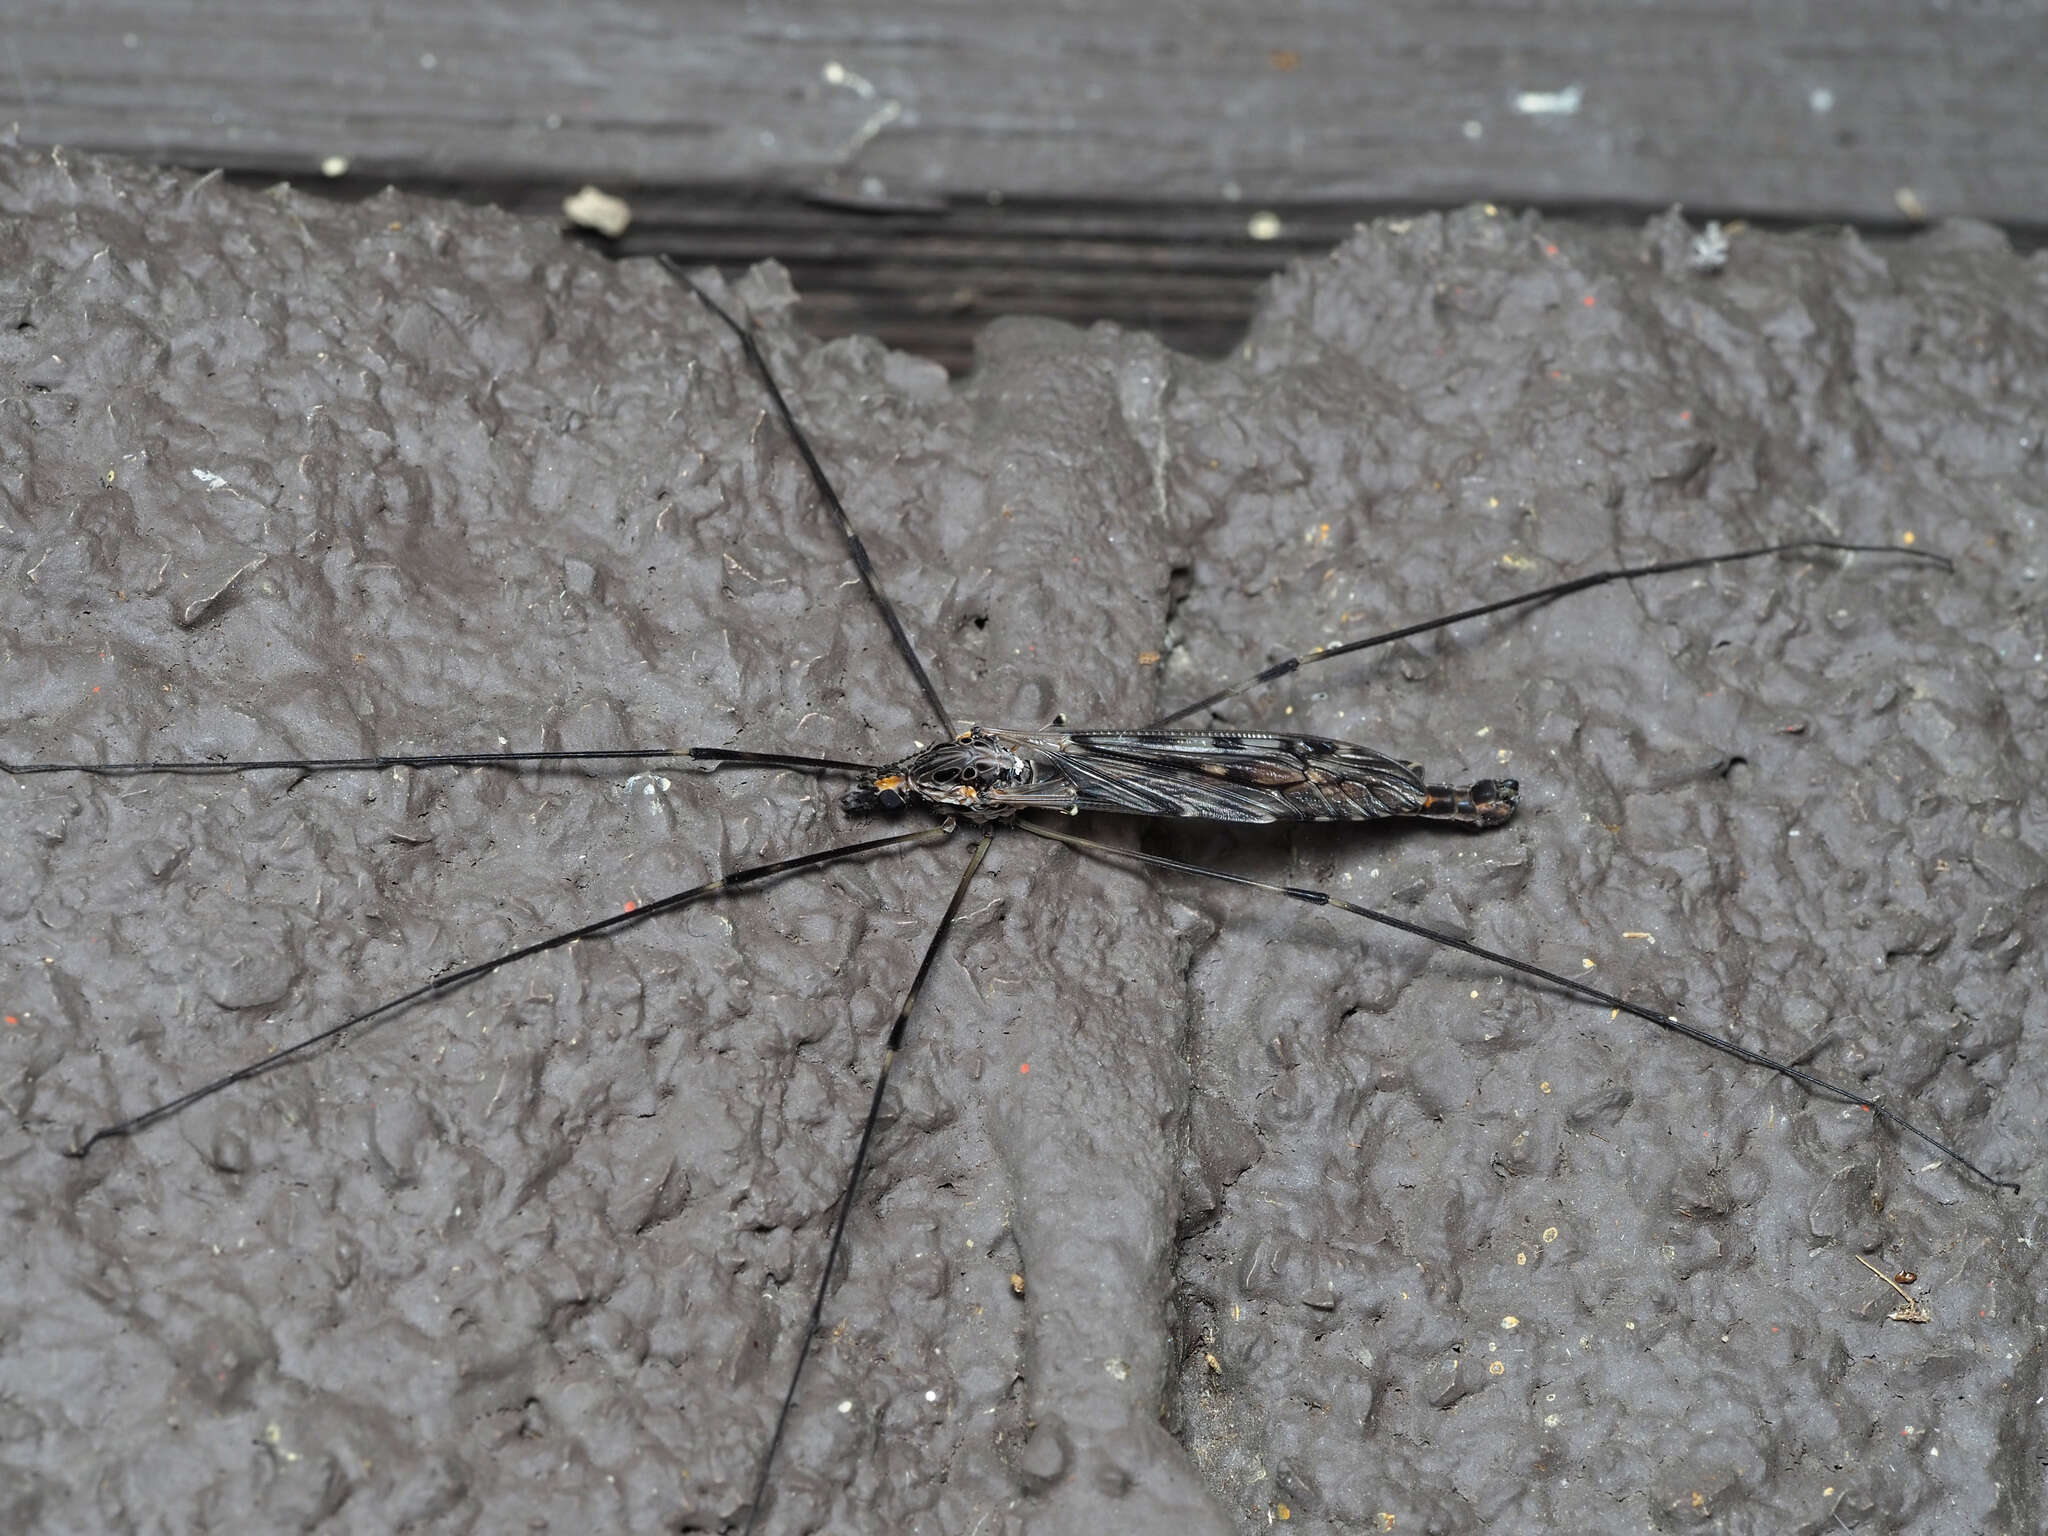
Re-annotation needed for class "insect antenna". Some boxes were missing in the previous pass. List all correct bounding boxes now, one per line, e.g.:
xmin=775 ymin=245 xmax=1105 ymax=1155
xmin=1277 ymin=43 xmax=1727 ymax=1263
xmin=1148 ymin=538 xmax=1953 ymax=728
xmin=741 ymin=826 xmax=994 ymax=1536
xmin=1020 ymin=819 xmax=2017 ymax=1192
xmin=63 ymin=821 xmax=954 ymax=1156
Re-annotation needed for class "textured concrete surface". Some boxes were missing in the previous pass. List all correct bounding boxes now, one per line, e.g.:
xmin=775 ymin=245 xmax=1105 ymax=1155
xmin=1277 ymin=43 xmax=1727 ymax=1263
xmin=1 ymin=147 xmax=2043 ymax=1535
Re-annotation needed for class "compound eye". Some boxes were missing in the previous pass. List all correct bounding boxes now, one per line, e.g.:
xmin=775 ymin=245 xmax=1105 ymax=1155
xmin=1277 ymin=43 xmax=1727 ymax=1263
xmin=878 ymin=788 xmax=904 ymax=811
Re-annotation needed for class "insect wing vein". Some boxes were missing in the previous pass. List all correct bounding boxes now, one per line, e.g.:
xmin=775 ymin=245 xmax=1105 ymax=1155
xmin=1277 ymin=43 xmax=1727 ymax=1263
xmin=1048 ymin=730 xmax=1430 ymax=822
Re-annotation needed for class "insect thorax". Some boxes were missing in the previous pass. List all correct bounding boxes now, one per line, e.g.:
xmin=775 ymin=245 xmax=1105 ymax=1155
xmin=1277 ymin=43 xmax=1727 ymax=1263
xmin=842 ymin=728 xmax=1034 ymax=822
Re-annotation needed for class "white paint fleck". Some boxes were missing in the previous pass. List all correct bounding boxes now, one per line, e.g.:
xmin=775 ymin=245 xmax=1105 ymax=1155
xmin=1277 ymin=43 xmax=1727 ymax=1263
xmin=1687 ymin=221 xmax=1730 ymax=274
xmin=1514 ymin=84 xmax=1582 ymax=117
xmin=823 ymin=60 xmax=878 ymax=99
xmin=563 ymin=185 xmax=632 ymax=238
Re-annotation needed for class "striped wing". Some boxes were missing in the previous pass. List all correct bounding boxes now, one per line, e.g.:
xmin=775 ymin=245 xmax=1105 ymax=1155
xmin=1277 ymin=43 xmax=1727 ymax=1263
xmin=983 ymin=729 xmax=1432 ymax=823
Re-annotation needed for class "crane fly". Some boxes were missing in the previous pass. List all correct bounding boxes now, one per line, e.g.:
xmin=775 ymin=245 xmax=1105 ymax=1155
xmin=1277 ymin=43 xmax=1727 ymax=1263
xmin=3 ymin=217 xmax=2019 ymax=1535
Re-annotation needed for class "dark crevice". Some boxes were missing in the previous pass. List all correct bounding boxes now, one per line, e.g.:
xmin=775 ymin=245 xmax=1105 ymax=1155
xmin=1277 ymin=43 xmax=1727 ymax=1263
xmin=1163 ymin=564 xmax=1195 ymax=626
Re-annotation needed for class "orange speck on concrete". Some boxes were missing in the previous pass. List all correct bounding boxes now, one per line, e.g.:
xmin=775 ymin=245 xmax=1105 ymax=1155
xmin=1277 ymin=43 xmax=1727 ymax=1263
xmin=622 ymin=900 xmax=638 ymax=913
xmin=1019 ymin=1063 xmax=1030 ymax=1074
xmin=1582 ymin=294 xmax=1597 ymax=307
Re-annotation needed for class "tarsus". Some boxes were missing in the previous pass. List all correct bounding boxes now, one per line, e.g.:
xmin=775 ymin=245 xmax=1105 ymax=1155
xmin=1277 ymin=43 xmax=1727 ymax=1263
xmin=65 ymin=823 xmax=952 ymax=1157
xmin=741 ymin=826 xmax=992 ymax=1536
xmin=1019 ymin=817 xmax=2015 ymax=1193
xmin=664 ymin=257 xmax=960 ymax=742
xmin=8 ymin=746 xmax=872 ymax=780
xmin=1148 ymin=539 xmax=1953 ymax=727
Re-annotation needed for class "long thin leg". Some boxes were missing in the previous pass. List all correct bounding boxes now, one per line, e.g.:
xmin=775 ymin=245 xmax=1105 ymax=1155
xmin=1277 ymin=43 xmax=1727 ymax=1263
xmin=1148 ymin=539 xmax=1953 ymax=727
xmin=743 ymin=826 xmax=996 ymax=1536
xmin=1018 ymin=819 xmax=2015 ymax=1192
xmin=4 ymin=746 xmax=871 ymax=778
xmin=663 ymin=256 xmax=960 ymax=741
xmin=67 ymin=821 xmax=955 ymax=1156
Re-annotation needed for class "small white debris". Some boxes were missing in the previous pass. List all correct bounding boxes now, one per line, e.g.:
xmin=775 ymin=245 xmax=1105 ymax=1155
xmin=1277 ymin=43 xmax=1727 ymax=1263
xmin=563 ymin=185 xmax=632 ymax=239
xmin=823 ymin=60 xmax=877 ymax=98
xmin=1246 ymin=210 xmax=1282 ymax=241
xmin=320 ymin=154 xmax=350 ymax=179
xmin=1686 ymin=220 xmax=1730 ymax=275
xmin=1514 ymin=84 xmax=1582 ymax=117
